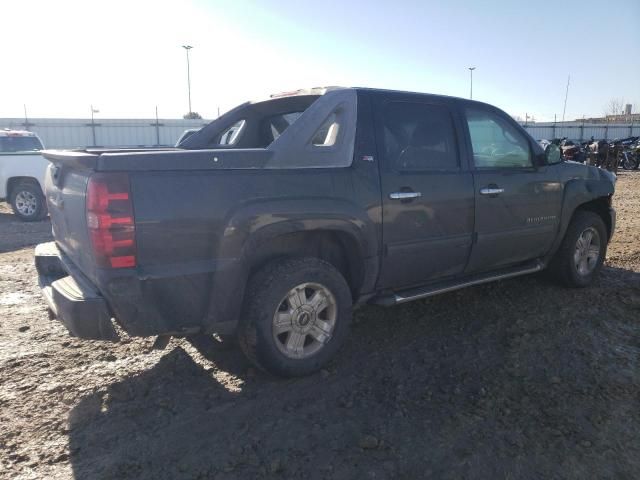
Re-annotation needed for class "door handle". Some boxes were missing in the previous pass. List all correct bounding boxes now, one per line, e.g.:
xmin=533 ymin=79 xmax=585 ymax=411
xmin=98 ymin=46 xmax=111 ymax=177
xmin=389 ymin=191 xmax=422 ymax=200
xmin=479 ymin=187 xmax=504 ymax=196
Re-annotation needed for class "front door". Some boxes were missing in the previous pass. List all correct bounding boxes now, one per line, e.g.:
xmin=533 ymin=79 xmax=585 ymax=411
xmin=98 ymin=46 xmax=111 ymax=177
xmin=462 ymin=107 xmax=562 ymax=273
xmin=373 ymin=95 xmax=475 ymax=289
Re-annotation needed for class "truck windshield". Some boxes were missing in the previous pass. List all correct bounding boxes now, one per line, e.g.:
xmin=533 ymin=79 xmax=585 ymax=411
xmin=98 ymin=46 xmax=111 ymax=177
xmin=0 ymin=136 xmax=43 ymax=153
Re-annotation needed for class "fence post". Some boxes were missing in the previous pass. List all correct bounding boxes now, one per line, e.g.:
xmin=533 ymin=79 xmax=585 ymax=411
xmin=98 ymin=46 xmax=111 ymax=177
xmin=553 ymin=114 xmax=557 ymax=139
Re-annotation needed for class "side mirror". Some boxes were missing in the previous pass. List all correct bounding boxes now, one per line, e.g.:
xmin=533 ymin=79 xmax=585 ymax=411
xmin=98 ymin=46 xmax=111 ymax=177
xmin=545 ymin=144 xmax=562 ymax=164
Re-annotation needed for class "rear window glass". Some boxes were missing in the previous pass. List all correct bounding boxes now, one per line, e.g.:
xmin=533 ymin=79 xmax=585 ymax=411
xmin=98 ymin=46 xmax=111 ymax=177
xmin=0 ymin=136 xmax=43 ymax=153
xmin=311 ymin=113 xmax=340 ymax=147
xmin=217 ymin=120 xmax=246 ymax=145
xmin=262 ymin=112 xmax=303 ymax=144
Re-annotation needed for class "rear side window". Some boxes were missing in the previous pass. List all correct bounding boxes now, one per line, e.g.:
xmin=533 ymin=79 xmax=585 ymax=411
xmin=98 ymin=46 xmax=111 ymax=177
xmin=465 ymin=109 xmax=532 ymax=168
xmin=381 ymin=102 xmax=458 ymax=171
xmin=262 ymin=112 xmax=304 ymax=145
xmin=217 ymin=120 xmax=245 ymax=145
xmin=311 ymin=112 xmax=340 ymax=147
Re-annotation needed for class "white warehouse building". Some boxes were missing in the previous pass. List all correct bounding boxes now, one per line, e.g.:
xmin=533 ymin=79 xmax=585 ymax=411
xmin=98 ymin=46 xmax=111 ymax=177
xmin=0 ymin=117 xmax=209 ymax=149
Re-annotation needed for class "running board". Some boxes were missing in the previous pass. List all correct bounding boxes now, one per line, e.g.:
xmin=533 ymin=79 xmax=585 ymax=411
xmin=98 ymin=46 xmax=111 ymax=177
xmin=373 ymin=260 xmax=544 ymax=306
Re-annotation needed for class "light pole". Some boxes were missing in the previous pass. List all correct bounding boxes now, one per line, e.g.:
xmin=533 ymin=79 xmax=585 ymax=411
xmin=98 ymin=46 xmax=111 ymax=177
xmin=468 ymin=67 xmax=476 ymax=100
xmin=182 ymin=45 xmax=193 ymax=115
xmin=90 ymin=105 xmax=99 ymax=146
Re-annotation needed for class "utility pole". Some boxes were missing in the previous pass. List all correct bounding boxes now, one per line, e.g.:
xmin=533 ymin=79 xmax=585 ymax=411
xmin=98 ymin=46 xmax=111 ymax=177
xmin=90 ymin=105 xmax=99 ymax=146
xmin=155 ymin=106 xmax=160 ymax=146
xmin=562 ymin=75 xmax=570 ymax=123
xmin=468 ymin=67 xmax=476 ymax=100
xmin=22 ymin=104 xmax=34 ymax=130
xmin=182 ymin=45 xmax=193 ymax=115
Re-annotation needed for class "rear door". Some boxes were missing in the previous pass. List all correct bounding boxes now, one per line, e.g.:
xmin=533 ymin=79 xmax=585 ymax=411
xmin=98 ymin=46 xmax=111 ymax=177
xmin=462 ymin=106 xmax=562 ymax=273
xmin=373 ymin=93 xmax=475 ymax=289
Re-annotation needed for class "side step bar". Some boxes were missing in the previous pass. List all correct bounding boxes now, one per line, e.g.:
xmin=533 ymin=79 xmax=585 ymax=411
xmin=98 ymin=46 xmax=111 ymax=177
xmin=373 ymin=260 xmax=544 ymax=306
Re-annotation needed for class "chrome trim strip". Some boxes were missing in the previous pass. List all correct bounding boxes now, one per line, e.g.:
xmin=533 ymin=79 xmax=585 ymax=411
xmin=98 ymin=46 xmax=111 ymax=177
xmin=389 ymin=191 xmax=422 ymax=200
xmin=393 ymin=262 xmax=543 ymax=304
xmin=479 ymin=188 xmax=504 ymax=195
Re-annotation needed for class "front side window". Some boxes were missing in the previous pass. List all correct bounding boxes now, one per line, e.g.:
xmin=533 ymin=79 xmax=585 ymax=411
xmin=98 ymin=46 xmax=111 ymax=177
xmin=381 ymin=102 xmax=458 ymax=171
xmin=465 ymin=109 xmax=532 ymax=168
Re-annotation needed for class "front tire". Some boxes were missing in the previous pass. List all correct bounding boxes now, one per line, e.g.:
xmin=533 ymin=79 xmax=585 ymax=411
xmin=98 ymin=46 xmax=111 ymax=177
xmin=238 ymin=257 xmax=352 ymax=377
xmin=550 ymin=210 xmax=607 ymax=288
xmin=9 ymin=181 xmax=48 ymax=221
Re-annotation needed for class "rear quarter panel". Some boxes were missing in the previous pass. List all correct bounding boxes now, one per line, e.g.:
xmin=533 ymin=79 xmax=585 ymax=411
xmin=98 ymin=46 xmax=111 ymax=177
xmin=130 ymin=165 xmax=380 ymax=332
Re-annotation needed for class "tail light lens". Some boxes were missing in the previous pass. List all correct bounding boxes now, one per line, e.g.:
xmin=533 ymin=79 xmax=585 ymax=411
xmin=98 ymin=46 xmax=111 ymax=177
xmin=86 ymin=173 xmax=136 ymax=268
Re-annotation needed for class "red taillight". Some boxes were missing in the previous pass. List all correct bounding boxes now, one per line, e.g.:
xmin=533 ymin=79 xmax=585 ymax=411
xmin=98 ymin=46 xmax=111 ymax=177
xmin=86 ymin=173 xmax=136 ymax=269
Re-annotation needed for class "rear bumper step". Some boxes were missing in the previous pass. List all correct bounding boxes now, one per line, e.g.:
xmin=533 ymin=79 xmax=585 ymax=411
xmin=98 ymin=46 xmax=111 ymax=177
xmin=35 ymin=242 xmax=119 ymax=341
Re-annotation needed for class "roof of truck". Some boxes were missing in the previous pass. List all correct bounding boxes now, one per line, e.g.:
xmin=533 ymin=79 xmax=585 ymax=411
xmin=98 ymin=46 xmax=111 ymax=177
xmin=268 ymin=86 xmax=488 ymax=108
xmin=0 ymin=129 xmax=38 ymax=137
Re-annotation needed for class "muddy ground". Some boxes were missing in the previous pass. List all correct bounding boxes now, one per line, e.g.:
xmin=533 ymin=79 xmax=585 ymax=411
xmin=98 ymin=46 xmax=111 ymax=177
xmin=1 ymin=173 xmax=639 ymax=480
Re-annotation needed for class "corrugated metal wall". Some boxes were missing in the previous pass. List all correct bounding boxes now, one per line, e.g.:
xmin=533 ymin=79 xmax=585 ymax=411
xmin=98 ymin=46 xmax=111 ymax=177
xmin=2 ymin=117 xmax=637 ymax=148
xmin=0 ymin=118 xmax=209 ymax=149
xmin=522 ymin=123 xmax=639 ymax=141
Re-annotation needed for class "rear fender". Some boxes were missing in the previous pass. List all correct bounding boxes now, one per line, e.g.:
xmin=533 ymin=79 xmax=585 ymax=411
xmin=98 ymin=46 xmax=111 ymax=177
xmin=202 ymin=197 xmax=377 ymax=333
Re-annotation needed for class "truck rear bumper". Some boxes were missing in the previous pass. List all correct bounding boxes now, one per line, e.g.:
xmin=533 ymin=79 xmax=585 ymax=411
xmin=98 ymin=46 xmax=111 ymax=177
xmin=35 ymin=242 xmax=119 ymax=341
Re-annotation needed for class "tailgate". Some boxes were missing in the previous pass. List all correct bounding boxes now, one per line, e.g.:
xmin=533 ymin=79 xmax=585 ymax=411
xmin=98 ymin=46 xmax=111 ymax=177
xmin=42 ymin=150 xmax=99 ymax=281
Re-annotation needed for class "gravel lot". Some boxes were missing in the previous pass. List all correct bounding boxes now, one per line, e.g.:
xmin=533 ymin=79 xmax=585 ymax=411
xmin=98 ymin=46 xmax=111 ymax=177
xmin=1 ymin=172 xmax=639 ymax=480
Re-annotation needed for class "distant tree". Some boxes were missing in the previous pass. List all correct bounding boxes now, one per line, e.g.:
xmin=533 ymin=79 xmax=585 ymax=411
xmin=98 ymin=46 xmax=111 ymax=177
xmin=512 ymin=114 xmax=536 ymax=124
xmin=603 ymin=98 xmax=624 ymax=117
xmin=183 ymin=111 xmax=202 ymax=119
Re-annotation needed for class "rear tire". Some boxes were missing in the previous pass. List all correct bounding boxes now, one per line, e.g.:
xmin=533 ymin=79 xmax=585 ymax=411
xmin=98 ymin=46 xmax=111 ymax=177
xmin=238 ymin=257 xmax=352 ymax=377
xmin=9 ymin=181 xmax=47 ymax=222
xmin=549 ymin=210 xmax=607 ymax=288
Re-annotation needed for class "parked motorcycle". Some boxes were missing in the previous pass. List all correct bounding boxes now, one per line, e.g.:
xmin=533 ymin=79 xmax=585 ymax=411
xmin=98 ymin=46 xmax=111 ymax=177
xmin=620 ymin=139 xmax=640 ymax=170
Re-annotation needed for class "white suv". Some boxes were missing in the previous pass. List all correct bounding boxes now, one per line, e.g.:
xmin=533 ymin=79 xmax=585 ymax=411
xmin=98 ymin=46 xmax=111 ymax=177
xmin=0 ymin=129 xmax=49 ymax=221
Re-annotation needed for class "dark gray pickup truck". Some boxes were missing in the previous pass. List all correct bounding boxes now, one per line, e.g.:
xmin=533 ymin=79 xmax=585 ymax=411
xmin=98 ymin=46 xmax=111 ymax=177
xmin=36 ymin=87 xmax=616 ymax=376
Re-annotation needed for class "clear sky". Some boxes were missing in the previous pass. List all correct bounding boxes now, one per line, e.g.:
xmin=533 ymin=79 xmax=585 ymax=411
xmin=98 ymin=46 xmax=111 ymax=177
xmin=1 ymin=0 xmax=638 ymax=121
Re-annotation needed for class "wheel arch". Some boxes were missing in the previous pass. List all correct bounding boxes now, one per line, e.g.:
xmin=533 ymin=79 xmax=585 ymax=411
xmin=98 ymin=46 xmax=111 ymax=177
xmin=573 ymin=196 xmax=613 ymax=240
xmin=545 ymin=176 xmax=615 ymax=263
xmin=7 ymin=176 xmax=43 ymax=198
xmin=245 ymin=229 xmax=367 ymax=301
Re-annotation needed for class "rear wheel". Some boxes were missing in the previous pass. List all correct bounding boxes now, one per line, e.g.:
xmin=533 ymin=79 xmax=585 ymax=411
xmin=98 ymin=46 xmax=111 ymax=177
xmin=549 ymin=210 xmax=607 ymax=287
xmin=9 ymin=181 xmax=48 ymax=221
xmin=238 ymin=257 xmax=352 ymax=377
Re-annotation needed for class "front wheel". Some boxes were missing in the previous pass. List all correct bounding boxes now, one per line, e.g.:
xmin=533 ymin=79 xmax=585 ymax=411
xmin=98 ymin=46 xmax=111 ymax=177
xmin=549 ymin=211 xmax=607 ymax=288
xmin=238 ymin=257 xmax=352 ymax=377
xmin=621 ymin=154 xmax=638 ymax=170
xmin=9 ymin=181 xmax=48 ymax=221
